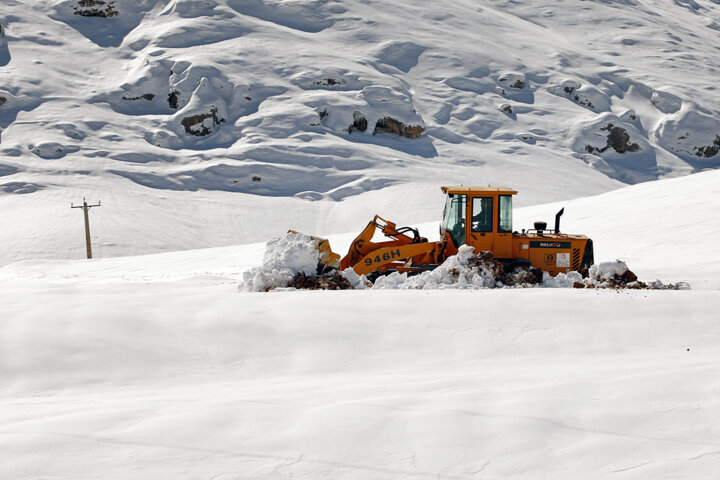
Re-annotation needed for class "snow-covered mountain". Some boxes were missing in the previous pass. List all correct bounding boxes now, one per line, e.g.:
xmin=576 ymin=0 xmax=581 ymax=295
xmin=3 ymin=0 xmax=720 ymax=262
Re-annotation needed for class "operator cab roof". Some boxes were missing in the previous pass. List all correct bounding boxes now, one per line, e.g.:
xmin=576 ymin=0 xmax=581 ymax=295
xmin=441 ymin=186 xmax=518 ymax=195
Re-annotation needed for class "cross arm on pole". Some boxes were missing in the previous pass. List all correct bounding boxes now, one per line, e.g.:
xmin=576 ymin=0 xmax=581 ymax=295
xmin=71 ymin=198 xmax=101 ymax=209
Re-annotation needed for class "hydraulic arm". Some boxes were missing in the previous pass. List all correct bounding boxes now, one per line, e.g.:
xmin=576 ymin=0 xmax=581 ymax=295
xmin=340 ymin=216 xmax=454 ymax=275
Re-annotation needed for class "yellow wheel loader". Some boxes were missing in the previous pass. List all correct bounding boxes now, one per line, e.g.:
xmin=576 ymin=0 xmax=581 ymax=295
xmin=309 ymin=186 xmax=594 ymax=278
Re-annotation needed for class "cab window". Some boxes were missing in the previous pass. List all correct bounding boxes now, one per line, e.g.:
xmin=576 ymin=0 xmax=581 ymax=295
xmin=498 ymin=195 xmax=512 ymax=233
xmin=471 ymin=197 xmax=493 ymax=232
xmin=441 ymin=194 xmax=467 ymax=247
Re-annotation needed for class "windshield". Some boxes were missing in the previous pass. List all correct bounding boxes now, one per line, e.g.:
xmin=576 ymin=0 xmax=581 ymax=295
xmin=498 ymin=195 xmax=512 ymax=233
xmin=441 ymin=194 xmax=466 ymax=247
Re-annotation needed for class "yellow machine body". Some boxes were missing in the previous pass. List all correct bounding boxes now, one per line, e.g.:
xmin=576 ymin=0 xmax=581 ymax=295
xmin=439 ymin=186 xmax=594 ymax=277
xmin=305 ymin=186 xmax=594 ymax=277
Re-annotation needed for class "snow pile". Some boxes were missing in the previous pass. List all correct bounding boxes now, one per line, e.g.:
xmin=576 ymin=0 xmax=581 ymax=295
xmin=243 ymin=241 xmax=543 ymax=291
xmin=243 ymin=237 xmax=689 ymax=292
xmin=371 ymin=245 xmax=541 ymax=290
xmin=591 ymin=260 xmax=634 ymax=282
xmin=241 ymin=231 xmax=370 ymax=291
xmin=241 ymin=232 xmax=322 ymax=292
xmin=545 ymin=260 xmax=691 ymax=290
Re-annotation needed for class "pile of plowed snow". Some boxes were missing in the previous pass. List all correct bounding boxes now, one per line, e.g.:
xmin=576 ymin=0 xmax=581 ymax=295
xmin=371 ymin=247 xmax=542 ymax=290
xmin=240 ymin=232 xmax=339 ymax=292
xmin=241 ymin=233 xmax=689 ymax=292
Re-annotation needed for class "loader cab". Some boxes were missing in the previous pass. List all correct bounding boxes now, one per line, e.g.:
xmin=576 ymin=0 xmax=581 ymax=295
xmin=440 ymin=186 xmax=517 ymax=259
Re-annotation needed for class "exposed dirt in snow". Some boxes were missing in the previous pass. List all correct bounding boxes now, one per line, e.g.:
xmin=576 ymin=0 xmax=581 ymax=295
xmin=288 ymin=271 xmax=357 ymax=290
xmin=549 ymin=260 xmax=690 ymax=290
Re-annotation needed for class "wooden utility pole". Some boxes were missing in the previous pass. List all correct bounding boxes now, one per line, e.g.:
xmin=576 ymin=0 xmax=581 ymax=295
xmin=71 ymin=198 xmax=101 ymax=259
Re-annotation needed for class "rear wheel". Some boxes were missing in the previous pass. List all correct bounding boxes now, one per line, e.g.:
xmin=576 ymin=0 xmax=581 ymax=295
xmin=580 ymin=239 xmax=594 ymax=278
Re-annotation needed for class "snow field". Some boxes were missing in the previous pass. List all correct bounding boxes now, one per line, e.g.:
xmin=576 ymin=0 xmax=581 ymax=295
xmin=1 ymin=274 xmax=718 ymax=478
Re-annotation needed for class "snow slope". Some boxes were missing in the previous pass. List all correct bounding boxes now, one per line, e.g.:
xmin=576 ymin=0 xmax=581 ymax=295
xmin=1 ymin=164 xmax=719 ymax=479
xmin=4 ymin=0 xmax=720 ymax=260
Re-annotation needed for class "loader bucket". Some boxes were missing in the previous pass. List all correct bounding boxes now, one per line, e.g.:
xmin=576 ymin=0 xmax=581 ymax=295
xmin=288 ymin=230 xmax=341 ymax=272
xmin=315 ymin=237 xmax=341 ymax=272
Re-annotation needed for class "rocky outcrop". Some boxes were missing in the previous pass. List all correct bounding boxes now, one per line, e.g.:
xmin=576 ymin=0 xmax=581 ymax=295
xmin=498 ymin=73 xmax=526 ymax=90
xmin=167 ymin=90 xmax=179 ymax=109
xmin=549 ymin=79 xmax=611 ymax=112
xmin=694 ymin=135 xmax=720 ymax=158
xmin=373 ymin=117 xmax=424 ymax=139
xmin=655 ymin=109 xmax=720 ymax=162
xmin=169 ymin=77 xmax=229 ymax=139
xmin=620 ymin=109 xmax=638 ymax=122
xmin=122 ymin=93 xmax=155 ymax=101
xmin=317 ymin=85 xmax=425 ymax=142
xmin=496 ymin=73 xmax=534 ymax=103
xmin=570 ymin=113 xmax=657 ymax=183
xmin=313 ymin=77 xmax=346 ymax=87
xmin=347 ymin=111 xmax=367 ymax=134
xmin=585 ymin=123 xmax=640 ymax=154
xmin=72 ymin=0 xmax=119 ymax=17
xmin=180 ymin=106 xmax=226 ymax=136
xmin=564 ymin=82 xmax=593 ymax=108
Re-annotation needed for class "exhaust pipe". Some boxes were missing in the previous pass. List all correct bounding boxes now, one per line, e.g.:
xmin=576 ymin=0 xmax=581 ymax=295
xmin=555 ymin=208 xmax=564 ymax=234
